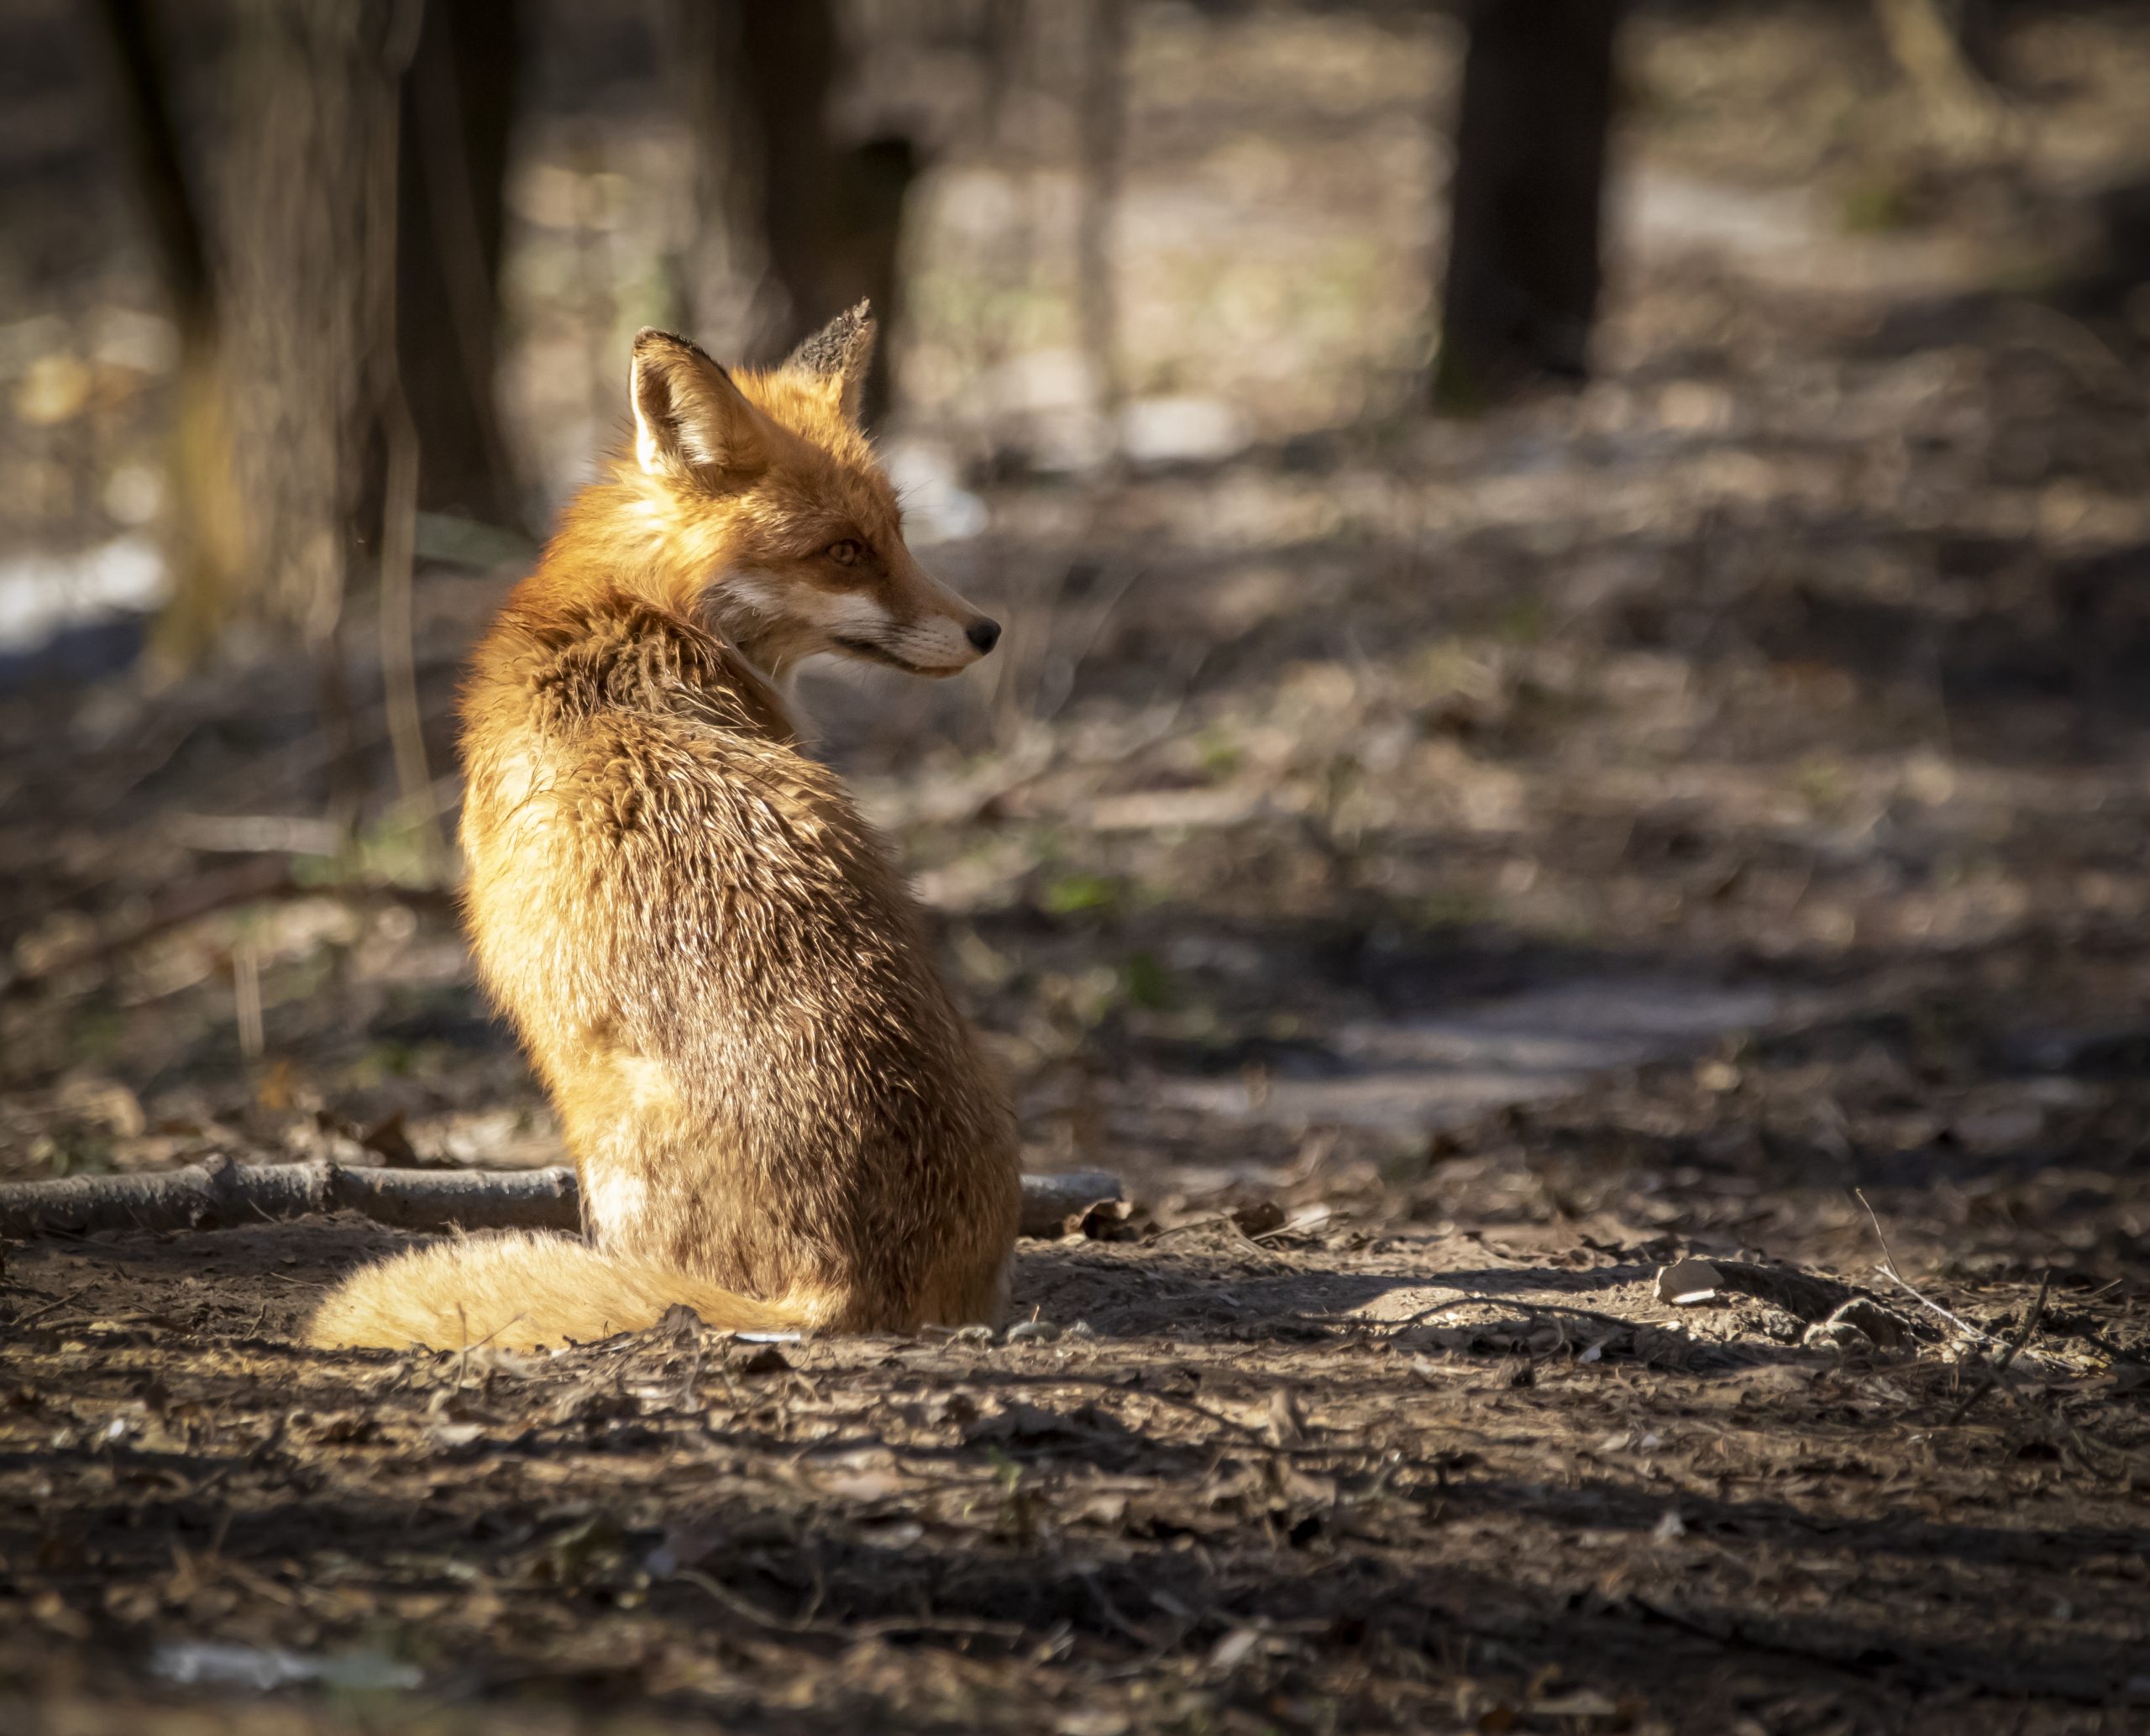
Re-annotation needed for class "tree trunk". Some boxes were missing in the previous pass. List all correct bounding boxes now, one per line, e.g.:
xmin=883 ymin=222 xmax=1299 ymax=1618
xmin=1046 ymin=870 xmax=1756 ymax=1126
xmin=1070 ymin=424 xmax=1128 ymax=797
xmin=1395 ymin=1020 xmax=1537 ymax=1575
xmin=1075 ymin=0 xmax=1130 ymax=447
xmin=87 ymin=0 xmax=246 ymax=666
xmin=665 ymin=0 xmax=788 ymax=365
xmin=740 ymin=0 xmax=846 ymax=347
xmin=667 ymin=0 xmax=918 ymax=422
xmin=97 ymin=0 xmax=522 ymax=688
xmin=1432 ymin=0 xmax=1621 ymax=412
xmin=208 ymin=0 xmax=410 ymax=649
xmin=396 ymin=0 xmax=526 ymax=528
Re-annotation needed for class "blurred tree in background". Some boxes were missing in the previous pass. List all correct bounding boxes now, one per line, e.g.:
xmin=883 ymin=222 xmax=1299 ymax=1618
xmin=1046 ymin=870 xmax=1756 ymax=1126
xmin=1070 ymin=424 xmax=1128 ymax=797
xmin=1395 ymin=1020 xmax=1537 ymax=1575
xmin=89 ymin=0 xmax=245 ymax=668
xmin=1432 ymin=0 xmax=1622 ymax=409
xmin=93 ymin=0 xmax=469 ymax=682
xmin=207 ymin=0 xmax=406 ymax=822
xmin=665 ymin=0 xmax=919 ymax=426
xmin=397 ymin=0 xmax=524 ymax=532
xmin=93 ymin=0 xmax=936 ymax=686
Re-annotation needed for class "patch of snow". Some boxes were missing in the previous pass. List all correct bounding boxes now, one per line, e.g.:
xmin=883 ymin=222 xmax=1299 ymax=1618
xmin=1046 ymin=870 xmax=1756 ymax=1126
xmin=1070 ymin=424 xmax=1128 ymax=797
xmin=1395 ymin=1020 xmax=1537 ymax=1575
xmin=0 ymin=536 xmax=166 ymax=653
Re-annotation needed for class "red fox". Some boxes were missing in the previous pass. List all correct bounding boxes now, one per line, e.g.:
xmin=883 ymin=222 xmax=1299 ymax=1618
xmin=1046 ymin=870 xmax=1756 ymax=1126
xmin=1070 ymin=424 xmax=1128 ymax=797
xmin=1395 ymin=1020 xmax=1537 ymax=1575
xmin=308 ymin=306 xmax=1020 ymax=1352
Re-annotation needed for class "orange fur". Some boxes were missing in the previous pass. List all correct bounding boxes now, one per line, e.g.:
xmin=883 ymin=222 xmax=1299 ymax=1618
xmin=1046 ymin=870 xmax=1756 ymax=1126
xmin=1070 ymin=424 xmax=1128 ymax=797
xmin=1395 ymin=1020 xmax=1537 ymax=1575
xmin=308 ymin=308 xmax=1019 ymax=1353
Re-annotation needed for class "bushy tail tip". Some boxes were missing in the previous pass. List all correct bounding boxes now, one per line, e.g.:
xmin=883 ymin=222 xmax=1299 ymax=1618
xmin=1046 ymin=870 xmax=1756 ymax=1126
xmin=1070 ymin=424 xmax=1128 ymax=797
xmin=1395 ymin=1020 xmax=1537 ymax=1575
xmin=305 ymin=1230 xmax=815 ymax=1352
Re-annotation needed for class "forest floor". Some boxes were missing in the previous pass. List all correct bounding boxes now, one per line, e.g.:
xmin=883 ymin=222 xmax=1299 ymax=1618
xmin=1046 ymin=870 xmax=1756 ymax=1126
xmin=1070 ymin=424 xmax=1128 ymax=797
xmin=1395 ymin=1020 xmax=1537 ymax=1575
xmin=4 ymin=6 xmax=2150 ymax=1734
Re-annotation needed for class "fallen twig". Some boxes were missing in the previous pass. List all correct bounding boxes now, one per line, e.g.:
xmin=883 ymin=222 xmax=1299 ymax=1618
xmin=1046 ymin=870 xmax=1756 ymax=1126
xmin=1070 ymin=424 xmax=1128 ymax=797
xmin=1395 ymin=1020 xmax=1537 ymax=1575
xmin=0 ymin=1156 xmax=579 ymax=1240
xmin=1390 ymin=1296 xmax=1647 ymax=1336
xmin=11 ymin=1280 xmax=97 ymax=1324
xmin=673 ymin=1567 xmax=1031 ymax=1646
xmin=0 ymin=1156 xmax=1123 ymax=1243
xmin=1854 ymin=1188 xmax=2068 ymax=1373
xmin=1945 ymin=1268 xmax=2049 ymax=1429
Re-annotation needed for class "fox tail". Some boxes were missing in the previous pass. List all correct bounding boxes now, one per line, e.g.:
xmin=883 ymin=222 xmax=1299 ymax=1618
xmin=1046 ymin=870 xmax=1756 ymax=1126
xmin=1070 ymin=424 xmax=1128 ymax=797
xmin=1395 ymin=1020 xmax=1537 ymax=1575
xmin=305 ymin=1230 xmax=822 ymax=1352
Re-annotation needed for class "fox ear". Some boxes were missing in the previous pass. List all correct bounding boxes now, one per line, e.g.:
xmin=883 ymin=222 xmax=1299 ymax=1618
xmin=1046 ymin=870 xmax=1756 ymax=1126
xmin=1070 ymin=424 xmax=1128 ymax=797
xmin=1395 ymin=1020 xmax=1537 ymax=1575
xmin=782 ymin=302 xmax=876 ymax=421
xmin=631 ymin=328 xmax=764 ymax=485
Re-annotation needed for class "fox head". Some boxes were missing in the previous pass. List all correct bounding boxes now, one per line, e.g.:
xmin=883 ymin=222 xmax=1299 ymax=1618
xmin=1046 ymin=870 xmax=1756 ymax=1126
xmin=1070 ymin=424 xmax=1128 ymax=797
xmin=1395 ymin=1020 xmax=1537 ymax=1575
xmin=621 ymin=305 xmax=999 ymax=679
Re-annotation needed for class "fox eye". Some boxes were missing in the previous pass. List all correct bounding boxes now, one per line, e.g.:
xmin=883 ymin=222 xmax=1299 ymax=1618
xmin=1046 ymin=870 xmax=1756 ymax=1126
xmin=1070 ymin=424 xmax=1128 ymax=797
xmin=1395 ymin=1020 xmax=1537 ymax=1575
xmin=826 ymin=538 xmax=863 ymax=566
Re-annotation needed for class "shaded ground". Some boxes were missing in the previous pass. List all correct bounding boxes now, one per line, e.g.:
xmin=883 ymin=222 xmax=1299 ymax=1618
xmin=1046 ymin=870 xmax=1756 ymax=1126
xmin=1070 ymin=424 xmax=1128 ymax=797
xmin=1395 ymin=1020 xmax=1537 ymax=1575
xmin=2 ymin=1173 xmax=2145 ymax=1735
xmin=5 ymin=4 xmax=2150 ymax=1733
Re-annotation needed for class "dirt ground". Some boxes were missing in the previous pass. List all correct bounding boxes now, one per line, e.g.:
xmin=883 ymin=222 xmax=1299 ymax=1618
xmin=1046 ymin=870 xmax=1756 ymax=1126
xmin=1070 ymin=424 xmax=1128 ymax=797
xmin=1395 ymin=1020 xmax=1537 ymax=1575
xmin=5 ymin=5 xmax=2150 ymax=1733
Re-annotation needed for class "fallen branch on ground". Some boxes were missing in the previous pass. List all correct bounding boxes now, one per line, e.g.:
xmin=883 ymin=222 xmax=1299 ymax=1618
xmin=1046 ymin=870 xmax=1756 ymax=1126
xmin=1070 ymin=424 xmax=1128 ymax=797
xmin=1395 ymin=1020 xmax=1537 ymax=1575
xmin=0 ymin=1156 xmax=1125 ymax=1243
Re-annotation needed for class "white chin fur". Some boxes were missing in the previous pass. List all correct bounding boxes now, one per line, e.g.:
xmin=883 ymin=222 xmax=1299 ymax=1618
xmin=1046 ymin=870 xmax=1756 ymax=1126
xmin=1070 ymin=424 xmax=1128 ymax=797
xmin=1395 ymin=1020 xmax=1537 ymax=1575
xmin=719 ymin=570 xmax=890 ymax=641
xmin=716 ymin=568 xmax=978 ymax=672
xmin=878 ymin=616 xmax=978 ymax=671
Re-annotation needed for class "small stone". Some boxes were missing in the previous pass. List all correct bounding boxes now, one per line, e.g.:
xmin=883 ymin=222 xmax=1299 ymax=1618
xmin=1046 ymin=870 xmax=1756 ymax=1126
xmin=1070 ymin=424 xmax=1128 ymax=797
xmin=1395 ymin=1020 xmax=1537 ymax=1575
xmin=1655 ymin=1257 xmax=1724 ymax=1305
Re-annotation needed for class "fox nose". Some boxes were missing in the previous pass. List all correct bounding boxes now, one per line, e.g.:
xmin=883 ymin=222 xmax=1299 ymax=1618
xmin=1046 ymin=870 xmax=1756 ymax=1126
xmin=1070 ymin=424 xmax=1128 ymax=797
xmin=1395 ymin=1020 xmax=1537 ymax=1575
xmin=966 ymin=618 xmax=1002 ymax=654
